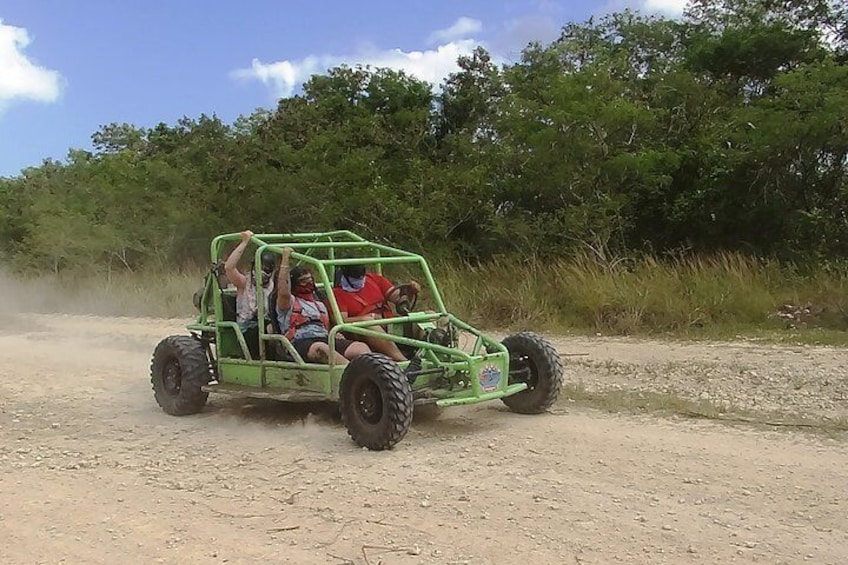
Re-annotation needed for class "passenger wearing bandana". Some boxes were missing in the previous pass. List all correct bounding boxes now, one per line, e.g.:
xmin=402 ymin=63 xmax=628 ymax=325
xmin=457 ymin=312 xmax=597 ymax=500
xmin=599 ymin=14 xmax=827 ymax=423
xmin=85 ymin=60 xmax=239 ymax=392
xmin=332 ymin=264 xmax=421 ymax=362
xmin=275 ymin=247 xmax=371 ymax=364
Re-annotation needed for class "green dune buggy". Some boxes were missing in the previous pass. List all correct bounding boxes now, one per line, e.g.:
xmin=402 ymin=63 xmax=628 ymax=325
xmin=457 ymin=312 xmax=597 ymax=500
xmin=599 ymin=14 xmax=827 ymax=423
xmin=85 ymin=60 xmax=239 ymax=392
xmin=150 ymin=231 xmax=563 ymax=450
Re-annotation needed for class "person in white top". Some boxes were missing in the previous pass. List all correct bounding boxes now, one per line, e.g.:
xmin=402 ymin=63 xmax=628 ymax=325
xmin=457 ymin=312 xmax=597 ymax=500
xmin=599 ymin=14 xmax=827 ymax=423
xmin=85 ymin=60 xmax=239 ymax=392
xmin=224 ymin=230 xmax=276 ymax=358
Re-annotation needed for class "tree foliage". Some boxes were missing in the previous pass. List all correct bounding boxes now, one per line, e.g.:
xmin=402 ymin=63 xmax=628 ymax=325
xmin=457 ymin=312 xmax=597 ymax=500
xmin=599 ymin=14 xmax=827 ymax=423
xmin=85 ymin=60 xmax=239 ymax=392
xmin=1 ymin=0 xmax=846 ymax=272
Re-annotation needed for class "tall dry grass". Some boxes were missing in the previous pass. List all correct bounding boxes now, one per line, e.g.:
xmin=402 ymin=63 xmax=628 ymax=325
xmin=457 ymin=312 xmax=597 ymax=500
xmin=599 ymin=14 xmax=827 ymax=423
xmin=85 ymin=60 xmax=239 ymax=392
xmin=3 ymin=251 xmax=847 ymax=339
xmin=433 ymin=251 xmax=848 ymax=336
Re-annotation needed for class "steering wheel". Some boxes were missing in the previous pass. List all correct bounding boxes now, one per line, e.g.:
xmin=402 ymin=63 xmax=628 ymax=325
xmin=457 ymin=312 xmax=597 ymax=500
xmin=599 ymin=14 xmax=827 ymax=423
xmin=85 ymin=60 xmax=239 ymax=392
xmin=390 ymin=284 xmax=419 ymax=316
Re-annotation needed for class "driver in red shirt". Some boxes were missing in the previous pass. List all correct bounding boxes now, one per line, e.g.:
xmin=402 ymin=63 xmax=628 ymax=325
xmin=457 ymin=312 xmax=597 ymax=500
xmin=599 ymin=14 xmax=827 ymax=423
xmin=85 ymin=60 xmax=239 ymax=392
xmin=332 ymin=264 xmax=420 ymax=362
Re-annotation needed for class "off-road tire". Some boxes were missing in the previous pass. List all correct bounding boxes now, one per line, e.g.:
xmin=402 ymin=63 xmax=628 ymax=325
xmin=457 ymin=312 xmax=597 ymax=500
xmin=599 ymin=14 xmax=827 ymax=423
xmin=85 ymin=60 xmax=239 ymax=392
xmin=150 ymin=335 xmax=210 ymax=416
xmin=501 ymin=332 xmax=563 ymax=414
xmin=340 ymin=353 xmax=413 ymax=450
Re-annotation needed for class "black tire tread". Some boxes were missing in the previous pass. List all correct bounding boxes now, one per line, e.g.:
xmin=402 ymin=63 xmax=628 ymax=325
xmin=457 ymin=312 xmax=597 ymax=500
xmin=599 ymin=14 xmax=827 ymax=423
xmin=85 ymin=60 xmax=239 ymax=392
xmin=501 ymin=331 xmax=563 ymax=414
xmin=340 ymin=353 xmax=414 ymax=450
xmin=150 ymin=335 xmax=210 ymax=416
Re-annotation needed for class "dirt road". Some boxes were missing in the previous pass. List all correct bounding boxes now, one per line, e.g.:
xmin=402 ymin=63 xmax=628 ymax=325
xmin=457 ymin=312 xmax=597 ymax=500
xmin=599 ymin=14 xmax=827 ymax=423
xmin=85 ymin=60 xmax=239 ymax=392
xmin=1 ymin=313 xmax=847 ymax=564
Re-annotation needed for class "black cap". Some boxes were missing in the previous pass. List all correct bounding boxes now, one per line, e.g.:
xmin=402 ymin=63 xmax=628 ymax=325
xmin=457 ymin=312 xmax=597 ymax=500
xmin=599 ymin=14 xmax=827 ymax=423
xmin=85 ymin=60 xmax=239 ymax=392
xmin=260 ymin=251 xmax=277 ymax=273
xmin=341 ymin=264 xmax=366 ymax=279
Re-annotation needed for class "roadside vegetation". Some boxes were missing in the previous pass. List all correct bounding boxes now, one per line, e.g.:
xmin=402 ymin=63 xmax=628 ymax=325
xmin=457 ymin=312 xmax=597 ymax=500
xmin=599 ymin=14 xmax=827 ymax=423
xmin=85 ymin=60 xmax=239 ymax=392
xmin=6 ymin=248 xmax=848 ymax=346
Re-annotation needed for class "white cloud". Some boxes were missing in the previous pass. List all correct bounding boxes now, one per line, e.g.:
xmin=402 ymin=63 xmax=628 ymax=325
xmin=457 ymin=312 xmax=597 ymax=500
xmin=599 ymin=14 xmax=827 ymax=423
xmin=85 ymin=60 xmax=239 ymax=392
xmin=642 ymin=0 xmax=688 ymax=17
xmin=427 ymin=17 xmax=483 ymax=44
xmin=233 ymin=38 xmax=482 ymax=98
xmin=0 ymin=19 xmax=62 ymax=109
xmin=600 ymin=0 xmax=688 ymax=18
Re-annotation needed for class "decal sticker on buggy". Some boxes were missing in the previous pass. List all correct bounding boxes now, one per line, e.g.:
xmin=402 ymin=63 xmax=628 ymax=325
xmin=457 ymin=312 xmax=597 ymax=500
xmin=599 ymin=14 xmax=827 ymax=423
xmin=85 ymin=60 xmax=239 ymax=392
xmin=479 ymin=365 xmax=501 ymax=392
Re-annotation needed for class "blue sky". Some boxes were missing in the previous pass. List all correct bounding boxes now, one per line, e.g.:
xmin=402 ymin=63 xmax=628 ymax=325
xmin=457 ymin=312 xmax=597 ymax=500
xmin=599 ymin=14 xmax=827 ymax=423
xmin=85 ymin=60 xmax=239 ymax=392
xmin=0 ymin=0 xmax=686 ymax=177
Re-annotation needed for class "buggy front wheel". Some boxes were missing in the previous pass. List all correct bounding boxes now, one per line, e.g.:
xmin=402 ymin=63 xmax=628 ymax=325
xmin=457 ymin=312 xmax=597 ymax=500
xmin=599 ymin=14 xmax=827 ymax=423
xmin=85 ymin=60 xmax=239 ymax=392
xmin=340 ymin=353 xmax=413 ymax=450
xmin=501 ymin=332 xmax=564 ymax=414
xmin=150 ymin=335 xmax=211 ymax=416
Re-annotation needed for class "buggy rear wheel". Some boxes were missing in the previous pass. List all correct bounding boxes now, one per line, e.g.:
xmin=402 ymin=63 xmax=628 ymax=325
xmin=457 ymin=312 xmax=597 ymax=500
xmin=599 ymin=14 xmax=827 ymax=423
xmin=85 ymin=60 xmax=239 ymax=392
xmin=340 ymin=353 xmax=413 ymax=450
xmin=150 ymin=335 xmax=211 ymax=416
xmin=501 ymin=332 xmax=563 ymax=414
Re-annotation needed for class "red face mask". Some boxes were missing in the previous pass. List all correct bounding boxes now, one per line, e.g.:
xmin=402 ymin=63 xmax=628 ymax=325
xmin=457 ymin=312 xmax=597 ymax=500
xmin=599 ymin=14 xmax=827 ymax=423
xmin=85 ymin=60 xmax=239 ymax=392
xmin=296 ymin=282 xmax=315 ymax=295
xmin=294 ymin=277 xmax=315 ymax=297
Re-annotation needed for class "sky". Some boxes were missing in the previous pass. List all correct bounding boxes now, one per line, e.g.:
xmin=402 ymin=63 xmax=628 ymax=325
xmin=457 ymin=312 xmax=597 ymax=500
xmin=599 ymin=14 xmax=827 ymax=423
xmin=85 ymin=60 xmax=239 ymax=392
xmin=0 ymin=0 xmax=687 ymax=178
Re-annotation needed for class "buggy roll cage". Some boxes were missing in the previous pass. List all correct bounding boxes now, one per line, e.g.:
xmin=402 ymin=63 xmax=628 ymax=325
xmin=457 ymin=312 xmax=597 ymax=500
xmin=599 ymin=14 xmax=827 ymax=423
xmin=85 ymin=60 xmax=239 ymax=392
xmin=188 ymin=230 xmax=509 ymax=377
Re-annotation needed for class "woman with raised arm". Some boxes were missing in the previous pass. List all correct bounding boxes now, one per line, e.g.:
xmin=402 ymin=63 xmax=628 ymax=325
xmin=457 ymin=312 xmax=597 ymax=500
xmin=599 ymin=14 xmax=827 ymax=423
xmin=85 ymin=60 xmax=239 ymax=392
xmin=223 ymin=230 xmax=277 ymax=358
xmin=275 ymin=247 xmax=370 ymax=363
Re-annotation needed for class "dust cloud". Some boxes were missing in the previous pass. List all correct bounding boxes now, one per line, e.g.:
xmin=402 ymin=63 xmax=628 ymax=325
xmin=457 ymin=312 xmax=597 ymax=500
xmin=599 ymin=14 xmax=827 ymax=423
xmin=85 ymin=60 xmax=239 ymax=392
xmin=0 ymin=270 xmax=56 ymax=315
xmin=0 ymin=268 xmax=201 ymax=320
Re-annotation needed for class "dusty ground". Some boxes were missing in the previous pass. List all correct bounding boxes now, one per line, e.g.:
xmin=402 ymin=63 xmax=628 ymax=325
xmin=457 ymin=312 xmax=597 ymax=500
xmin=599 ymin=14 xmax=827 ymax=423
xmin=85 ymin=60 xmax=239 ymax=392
xmin=1 ymin=313 xmax=848 ymax=565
